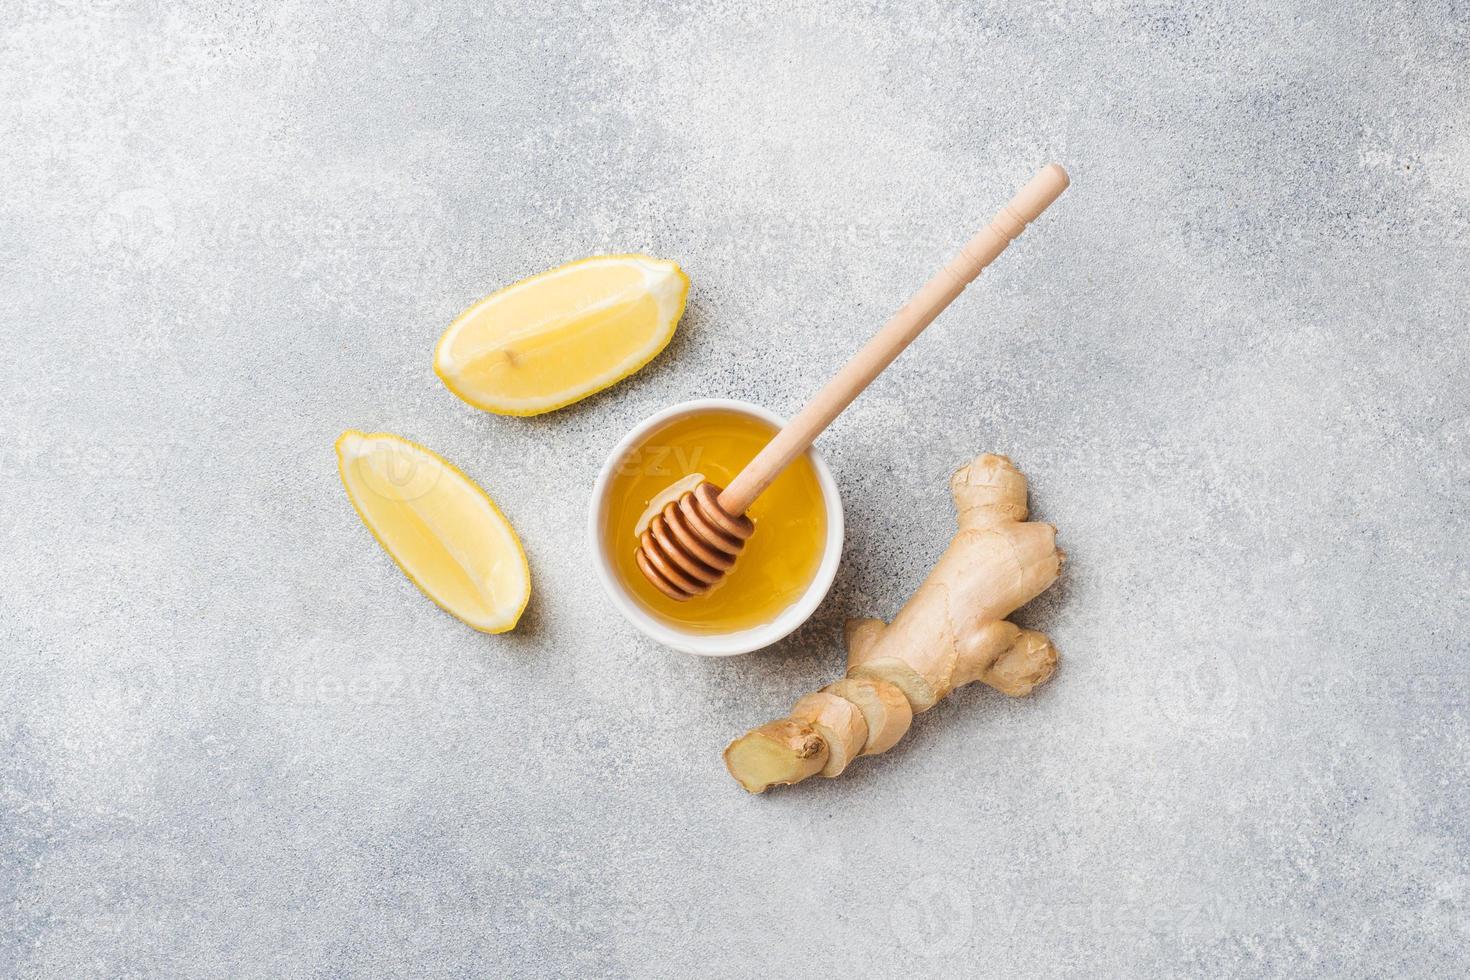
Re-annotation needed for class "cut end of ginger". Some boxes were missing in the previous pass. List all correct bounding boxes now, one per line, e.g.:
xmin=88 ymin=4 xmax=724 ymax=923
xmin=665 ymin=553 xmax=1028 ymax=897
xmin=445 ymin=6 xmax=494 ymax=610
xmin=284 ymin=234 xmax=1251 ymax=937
xmin=336 ymin=430 xmax=530 ymax=634
xmin=723 ymin=720 xmax=829 ymax=794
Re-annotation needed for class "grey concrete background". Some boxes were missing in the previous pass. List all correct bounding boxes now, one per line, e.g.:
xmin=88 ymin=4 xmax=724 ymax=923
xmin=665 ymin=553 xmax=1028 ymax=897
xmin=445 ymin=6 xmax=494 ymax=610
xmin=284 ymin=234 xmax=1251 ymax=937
xmin=3 ymin=0 xmax=1467 ymax=976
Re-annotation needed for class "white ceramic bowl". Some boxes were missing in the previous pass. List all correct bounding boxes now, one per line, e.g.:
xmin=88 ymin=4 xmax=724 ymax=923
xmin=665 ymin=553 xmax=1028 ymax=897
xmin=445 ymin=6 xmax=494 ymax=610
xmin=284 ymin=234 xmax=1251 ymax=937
xmin=588 ymin=398 xmax=844 ymax=656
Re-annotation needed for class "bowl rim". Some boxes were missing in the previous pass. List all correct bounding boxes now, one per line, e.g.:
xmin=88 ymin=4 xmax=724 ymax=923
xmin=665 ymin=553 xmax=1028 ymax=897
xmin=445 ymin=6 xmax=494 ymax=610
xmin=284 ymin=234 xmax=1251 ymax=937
xmin=586 ymin=397 xmax=845 ymax=656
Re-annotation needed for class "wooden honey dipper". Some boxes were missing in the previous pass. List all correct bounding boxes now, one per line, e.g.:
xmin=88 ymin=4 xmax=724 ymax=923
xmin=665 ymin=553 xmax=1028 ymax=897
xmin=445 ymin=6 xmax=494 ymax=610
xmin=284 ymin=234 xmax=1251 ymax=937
xmin=636 ymin=164 xmax=1070 ymax=601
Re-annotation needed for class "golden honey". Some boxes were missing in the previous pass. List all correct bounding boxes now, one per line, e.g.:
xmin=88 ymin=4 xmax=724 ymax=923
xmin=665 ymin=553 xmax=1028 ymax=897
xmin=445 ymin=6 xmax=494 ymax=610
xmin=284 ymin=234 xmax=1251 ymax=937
xmin=604 ymin=409 xmax=827 ymax=633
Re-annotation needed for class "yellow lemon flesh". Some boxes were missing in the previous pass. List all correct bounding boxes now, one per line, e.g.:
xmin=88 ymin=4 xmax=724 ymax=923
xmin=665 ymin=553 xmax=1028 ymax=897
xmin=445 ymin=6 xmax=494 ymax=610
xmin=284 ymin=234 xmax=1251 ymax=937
xmin=434 ymin=254 xmax=689 ymax=416
xmin=336 ymin=430 xmax=530 ymax=633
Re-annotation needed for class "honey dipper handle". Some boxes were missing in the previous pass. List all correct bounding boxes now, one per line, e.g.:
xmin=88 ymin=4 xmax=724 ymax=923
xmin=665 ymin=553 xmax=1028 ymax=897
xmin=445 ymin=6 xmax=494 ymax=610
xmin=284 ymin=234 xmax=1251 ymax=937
xmin=717 ymin=163 xmax=1070 ymax=517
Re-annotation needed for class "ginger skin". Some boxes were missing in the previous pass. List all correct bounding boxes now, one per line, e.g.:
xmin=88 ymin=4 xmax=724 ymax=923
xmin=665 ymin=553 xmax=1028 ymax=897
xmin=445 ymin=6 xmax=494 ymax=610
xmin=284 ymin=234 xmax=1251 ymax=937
xmin=723 ymin=454 xmax=1062 ymax=793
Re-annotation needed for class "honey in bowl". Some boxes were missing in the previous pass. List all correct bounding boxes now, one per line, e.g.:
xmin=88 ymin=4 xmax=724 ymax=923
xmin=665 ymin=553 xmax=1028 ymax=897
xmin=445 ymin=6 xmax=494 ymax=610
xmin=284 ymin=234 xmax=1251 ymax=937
xmin=604 ymin=409 xmax=827 ymax=633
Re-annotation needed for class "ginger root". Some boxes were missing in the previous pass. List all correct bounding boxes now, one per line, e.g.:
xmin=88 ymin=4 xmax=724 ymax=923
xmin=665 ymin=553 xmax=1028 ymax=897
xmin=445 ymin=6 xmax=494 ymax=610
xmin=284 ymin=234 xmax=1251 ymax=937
xmin=723 ymin=453 xmax=1062 ymax=793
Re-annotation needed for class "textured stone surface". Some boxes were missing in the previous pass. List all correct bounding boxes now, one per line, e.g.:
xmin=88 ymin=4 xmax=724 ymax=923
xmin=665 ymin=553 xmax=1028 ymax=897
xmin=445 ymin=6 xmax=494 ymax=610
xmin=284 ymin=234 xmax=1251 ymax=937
xmin=3 ymin=1 xmax=1468 ymax=976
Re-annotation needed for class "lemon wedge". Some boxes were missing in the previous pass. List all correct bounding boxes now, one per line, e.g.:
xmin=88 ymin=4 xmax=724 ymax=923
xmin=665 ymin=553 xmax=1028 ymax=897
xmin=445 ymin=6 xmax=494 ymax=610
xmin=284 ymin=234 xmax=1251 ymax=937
xmin=434 ymin=254 xmax=689 ymax=416
xmin=336 ymin=430 xmax=530 ymax=633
